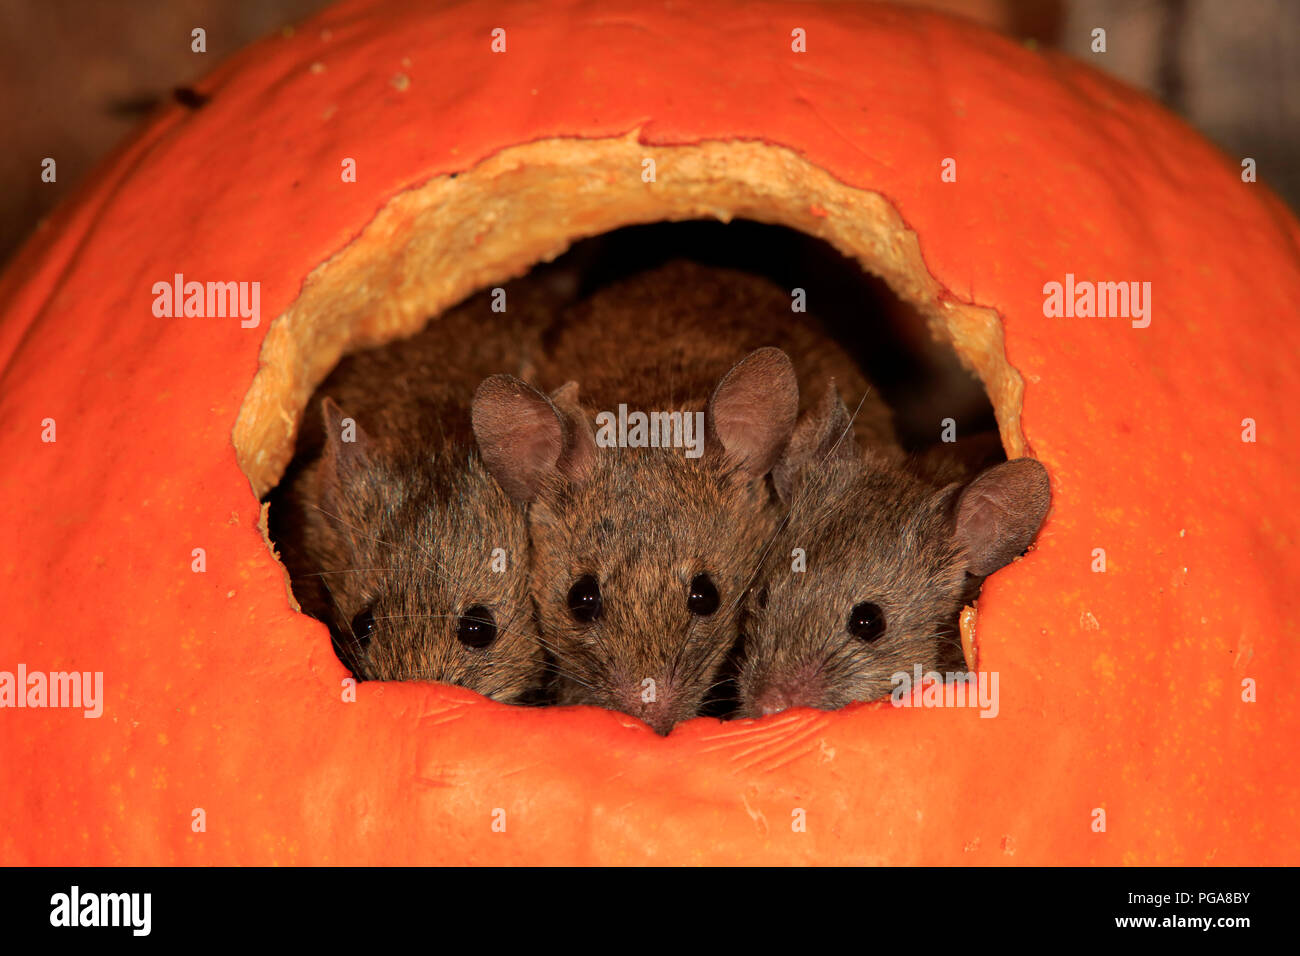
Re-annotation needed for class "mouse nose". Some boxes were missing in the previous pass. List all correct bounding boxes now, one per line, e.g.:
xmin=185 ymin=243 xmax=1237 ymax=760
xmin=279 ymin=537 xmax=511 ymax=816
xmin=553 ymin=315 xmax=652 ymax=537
xmin=753 ymin=681 xmax=815 ymax=716
xmin=642 ymin=708 xmax=677 ymax=736
xmin=624 ymin=698 xmax=678 ymax=735
xmin=755 ymin=686 xmax=795 ymax=716
xmin=616 ymin=681 xmax=681 ymax=735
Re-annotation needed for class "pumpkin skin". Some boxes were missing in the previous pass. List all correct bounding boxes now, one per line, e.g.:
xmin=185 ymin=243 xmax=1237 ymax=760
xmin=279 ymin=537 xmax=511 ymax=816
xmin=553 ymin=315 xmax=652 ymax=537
xmin=1 ymin=0 xmax=1297 ymax=865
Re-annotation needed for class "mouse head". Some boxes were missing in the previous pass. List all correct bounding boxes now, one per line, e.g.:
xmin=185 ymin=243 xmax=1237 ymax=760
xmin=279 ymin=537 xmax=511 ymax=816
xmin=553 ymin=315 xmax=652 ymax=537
xmin=736 ymin=385 xmax=1051 ymax=717
xmin=473 ymin=349 xmax=799 ymax=734
xmin=300 ymin=397 xmax=544 ymax=702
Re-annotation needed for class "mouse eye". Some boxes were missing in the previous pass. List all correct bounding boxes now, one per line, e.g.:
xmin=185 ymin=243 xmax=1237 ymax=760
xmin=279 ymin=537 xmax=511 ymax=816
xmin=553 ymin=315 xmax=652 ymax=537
xmin=847 ymin=602 xmax=886 ymax=642
xmin=350 ymin=606 xmax=376 ymax=650
xmin=567 ymin=575 xmax=602 ymax=624
xmin=687 ymin=573 xmax=720 ymax=616
xmin=457 ymin=604 xmax=498 ymax=649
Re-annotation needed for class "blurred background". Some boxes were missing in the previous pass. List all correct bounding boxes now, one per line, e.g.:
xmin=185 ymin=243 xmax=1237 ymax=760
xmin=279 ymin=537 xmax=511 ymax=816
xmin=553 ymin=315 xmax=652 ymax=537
xmin=1 ymin=0 xmax=1296 ymax=268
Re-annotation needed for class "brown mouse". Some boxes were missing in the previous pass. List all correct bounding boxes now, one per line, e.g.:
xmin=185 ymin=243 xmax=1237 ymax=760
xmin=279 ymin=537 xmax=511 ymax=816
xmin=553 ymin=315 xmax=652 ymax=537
xmin=268 ymin=273 xmax=573 ymax=703
xmin=735 ymin=383 xmax=1051 ymax=716
xmin=471 ymin=260 xmax=895 ymax=733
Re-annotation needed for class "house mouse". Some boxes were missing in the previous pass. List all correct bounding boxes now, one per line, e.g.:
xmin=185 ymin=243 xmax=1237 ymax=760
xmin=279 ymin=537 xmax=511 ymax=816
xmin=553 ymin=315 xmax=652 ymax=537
xmin=470 ymin=260 xmax=896 ymax=733
xmin=735 ymin=383 xmax=1051 ymax=716
xmin=268 ymin=272 xmax=575 ymax=703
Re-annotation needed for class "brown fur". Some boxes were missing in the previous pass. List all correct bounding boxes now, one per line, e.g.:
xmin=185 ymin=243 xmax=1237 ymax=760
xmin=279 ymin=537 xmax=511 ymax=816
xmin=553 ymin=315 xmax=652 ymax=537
xmin=268 ymin=274 xmax=573 ymax=702
xmin=738 ymin=452 xmax=976 ymax=715
xmin=536 ymin=260 xmax=896 ymax=446
xmin=474 ymin=260 xmax=895 ymax=733
xmin=737 ymin=387 xmax=1051 ymax=716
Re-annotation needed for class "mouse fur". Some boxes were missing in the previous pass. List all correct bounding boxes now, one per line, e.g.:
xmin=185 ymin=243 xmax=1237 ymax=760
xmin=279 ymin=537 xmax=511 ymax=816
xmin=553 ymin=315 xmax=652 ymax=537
xmin=268 ymin=274 xmax=572 ymax=702
xmin=737 ymin=384 xmax=1051 ymax=716
xmin=472 ymin=260 xmax=895 ymax=732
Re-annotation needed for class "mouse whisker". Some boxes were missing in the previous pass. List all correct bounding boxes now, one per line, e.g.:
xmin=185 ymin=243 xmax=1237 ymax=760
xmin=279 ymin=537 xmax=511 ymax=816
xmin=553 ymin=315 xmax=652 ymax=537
xmin=293 ymin=567 xmax=403 ymax=578
xmin=305 ymin=506 xmax=485 ymax=616
xmin=523 ymin=630 xmax=603 ymax=688
xmin=535 ymin=659 xmax=599 ymax=692
xmin=699 ymin=676 xmax=736 ymax=697
xmin=728 ymin=386 xmax=879 ymax=631
xmin=304 ymin=503 xmax=435 ymax=562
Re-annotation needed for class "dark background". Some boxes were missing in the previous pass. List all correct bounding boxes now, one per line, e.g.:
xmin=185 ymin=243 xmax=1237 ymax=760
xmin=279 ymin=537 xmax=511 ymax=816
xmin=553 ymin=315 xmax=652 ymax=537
xmin=1 ymin=0 xmax=1296 ymax=269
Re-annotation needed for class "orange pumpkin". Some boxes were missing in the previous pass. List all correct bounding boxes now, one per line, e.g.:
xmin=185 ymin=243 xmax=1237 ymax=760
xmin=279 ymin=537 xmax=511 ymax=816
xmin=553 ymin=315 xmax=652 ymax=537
xmin=1 ymin=0 xmax=1296 ymax=865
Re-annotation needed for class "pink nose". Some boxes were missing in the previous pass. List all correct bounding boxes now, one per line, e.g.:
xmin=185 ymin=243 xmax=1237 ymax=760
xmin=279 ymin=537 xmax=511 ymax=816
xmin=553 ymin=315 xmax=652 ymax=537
xmin=620 ymin=690 xmax=679 ymax=736
xmin=642 ymin=708 xmax=677 ymax=736
xmin=754 ymin=685 xmax=798 ymax=716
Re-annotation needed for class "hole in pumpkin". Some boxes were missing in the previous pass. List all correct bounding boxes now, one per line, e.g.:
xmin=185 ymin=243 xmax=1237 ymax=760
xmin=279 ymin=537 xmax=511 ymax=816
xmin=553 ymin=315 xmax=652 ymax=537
xmin=234 ymin=135 xmax=1032 ymax=726
xmin=546 ymin=220 xmax=1001 ymax=451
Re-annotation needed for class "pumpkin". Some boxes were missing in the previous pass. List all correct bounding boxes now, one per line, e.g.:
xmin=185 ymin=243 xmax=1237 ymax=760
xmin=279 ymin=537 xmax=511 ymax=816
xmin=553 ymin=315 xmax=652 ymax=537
xmin=1 ymin=0 xmax=1296 ymax=865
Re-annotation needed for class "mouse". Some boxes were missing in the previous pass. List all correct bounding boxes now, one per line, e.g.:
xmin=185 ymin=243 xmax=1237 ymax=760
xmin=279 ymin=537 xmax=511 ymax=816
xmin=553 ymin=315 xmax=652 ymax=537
xmin=470 ymin=260 xmax=896 ymax=733
xmin=734 ymin=383 xmax=1051 ymax=716
xmin=268 ymin=271 xmax=574 ymax=703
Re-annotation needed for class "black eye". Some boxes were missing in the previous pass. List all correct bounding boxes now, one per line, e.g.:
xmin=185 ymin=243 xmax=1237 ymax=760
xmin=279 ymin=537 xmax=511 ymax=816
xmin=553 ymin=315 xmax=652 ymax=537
xmin=688 ymin=573 xmax=720 ymax=616
xmin=847 ymin=602 xmax=886 ymax=642
xmin=567 ymin=575 xmax=602 ymax=624
xmin=350 ymin=607 xmax=376 ymax=650
xmin=754 ymin=586 xmax=769 ymax=610
xmin=457 ymin=605 xmax=498 ymax=649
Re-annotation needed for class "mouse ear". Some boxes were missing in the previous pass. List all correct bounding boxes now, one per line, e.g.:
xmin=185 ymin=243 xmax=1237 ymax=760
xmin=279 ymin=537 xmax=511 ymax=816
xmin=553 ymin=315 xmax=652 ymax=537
xmin=772 ymin=381 xmax=858 ymax=503
xmin=951 ymin=457 xmax=1051 ymax=576
xmin=472 ymin=375 xmax=594 ymax=503
xmin=706 ymin=347 xmax=799 ymax=480
xmin=318 ymin=396 xmax=373 ymax=485
xmin=548 ymin=381 xmax=596 ymax=478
